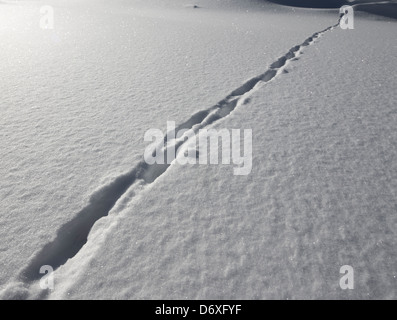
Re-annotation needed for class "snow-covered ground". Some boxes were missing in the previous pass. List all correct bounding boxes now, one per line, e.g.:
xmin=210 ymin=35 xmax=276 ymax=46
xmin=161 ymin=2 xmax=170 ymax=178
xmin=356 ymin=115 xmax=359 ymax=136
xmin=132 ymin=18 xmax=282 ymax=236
xmin=0 ymin=0 xmax=396 ymax=299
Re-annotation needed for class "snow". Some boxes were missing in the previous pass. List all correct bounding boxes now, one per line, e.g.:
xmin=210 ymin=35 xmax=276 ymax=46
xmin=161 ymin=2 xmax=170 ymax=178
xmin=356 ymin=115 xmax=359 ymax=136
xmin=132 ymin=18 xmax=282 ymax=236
xmin=0 ymin=0 xmax=396 ymax=299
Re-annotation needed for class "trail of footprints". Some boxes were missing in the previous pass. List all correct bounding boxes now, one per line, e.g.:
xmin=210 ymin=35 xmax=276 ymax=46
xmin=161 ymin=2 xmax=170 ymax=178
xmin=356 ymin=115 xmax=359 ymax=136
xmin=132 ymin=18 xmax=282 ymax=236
xmin=15 ymin=20 xmax=340 ymax=296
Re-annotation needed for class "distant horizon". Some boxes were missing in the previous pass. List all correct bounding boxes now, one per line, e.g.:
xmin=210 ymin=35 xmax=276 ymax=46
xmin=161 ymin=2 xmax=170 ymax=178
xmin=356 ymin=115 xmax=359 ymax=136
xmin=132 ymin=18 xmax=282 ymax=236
xmin=265 ymin=0 xmax=397 ymax=19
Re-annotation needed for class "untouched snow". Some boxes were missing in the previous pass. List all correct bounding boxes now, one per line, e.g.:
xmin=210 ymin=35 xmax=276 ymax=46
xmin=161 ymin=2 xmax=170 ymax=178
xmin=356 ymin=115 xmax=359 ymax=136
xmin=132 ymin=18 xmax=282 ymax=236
xmin=0 ymin=0 xmax=396 ymax=299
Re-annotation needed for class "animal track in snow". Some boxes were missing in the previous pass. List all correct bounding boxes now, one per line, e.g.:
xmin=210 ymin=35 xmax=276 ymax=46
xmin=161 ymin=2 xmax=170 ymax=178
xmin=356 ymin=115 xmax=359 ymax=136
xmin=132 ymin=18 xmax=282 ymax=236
xmin=15 ymin=20 xmax=341 ymax=298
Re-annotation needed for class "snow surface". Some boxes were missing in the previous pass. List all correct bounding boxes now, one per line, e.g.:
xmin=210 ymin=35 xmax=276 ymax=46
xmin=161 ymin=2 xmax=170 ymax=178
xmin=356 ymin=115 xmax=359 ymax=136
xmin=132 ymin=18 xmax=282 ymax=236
xmin=0 ymin=0 xmax=396 ymax=299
